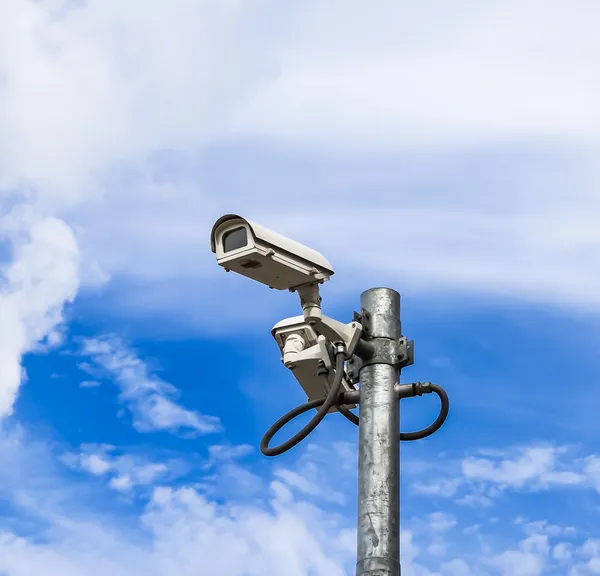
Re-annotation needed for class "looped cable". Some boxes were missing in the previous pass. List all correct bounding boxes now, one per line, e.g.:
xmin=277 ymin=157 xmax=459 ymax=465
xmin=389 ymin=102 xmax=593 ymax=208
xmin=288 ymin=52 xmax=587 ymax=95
xmin=260 ymin=358 xmax=449 ymax=456
xmin=327 ymin=380 xmax=449 ymax=442
xmin=400 ymin=383 xmax=449 ymax=441
xmin=260 ymin=349 xmax=346 ymax=457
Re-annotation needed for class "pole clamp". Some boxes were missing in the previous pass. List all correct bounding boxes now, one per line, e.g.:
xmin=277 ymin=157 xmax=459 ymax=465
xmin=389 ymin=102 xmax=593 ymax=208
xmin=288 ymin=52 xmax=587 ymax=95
xmin=396 ymin=336 xmax=414 ymax=369
xmin=349 ymin=336 xmax=414 ymax=372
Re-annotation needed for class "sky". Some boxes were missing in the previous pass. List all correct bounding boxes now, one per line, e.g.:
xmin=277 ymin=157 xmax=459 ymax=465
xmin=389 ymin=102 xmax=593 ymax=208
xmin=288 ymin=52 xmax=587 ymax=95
xmin=1 ymin=0 xmax=600 ymax=574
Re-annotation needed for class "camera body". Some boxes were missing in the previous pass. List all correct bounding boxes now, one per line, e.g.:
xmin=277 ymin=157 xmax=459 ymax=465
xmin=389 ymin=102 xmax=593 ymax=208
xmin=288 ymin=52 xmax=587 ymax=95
xmin=271 ymin=316 xmax=356 ymax=408
xmin=210 ymin=214 xmax=334 ymax=291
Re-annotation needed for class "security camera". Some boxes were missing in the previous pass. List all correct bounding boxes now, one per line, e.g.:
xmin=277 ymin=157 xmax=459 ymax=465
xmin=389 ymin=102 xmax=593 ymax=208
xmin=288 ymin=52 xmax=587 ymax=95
xmin=272 ymin=316 xmax=356 ymax=410
xmin=210 ymin=214 xmax=363 ymax=357
xmin=210 ymin=214 xmax=334 ymax=291
xmin=272 ymin=315 xmax=320 ymax=355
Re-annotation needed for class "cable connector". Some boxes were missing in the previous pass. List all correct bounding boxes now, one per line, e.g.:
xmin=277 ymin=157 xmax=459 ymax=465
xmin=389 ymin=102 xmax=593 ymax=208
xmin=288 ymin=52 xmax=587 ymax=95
xmin=413 ymin=381 xmax=433 ymax=396
xmin=334 ymin=342 xmax=347 ymax=356
xmin=395 ymin=382 xmax=433 ymax=398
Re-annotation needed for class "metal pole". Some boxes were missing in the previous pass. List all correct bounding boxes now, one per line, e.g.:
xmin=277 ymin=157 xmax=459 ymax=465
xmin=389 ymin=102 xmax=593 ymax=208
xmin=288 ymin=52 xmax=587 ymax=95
xmin=356 ymin=288 xmax=401 ymax=576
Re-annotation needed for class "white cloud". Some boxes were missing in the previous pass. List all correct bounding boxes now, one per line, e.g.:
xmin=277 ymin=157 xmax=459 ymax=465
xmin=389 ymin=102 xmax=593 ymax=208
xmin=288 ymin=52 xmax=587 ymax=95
xmin=143 ymin=483 xmax=354 ymax=576
xmin=3 ymin=0 xmax=600 ymax=199
xmin=273 ymin=469 xmax=320 ymax=495
xmin=519 ymin=520 xmax=577 ymax=539
xmin=0 ymin=206 xmax=79 ymax=417
xmin=80 ymin=336 xmax=220 ymax=435
xmin=456 ymin=494 xmax=494 ymax=509
xmin=62 ymin=443 xmax=173 ymax=493
xmin=230 ymin=1 xmax=600 ymax=147
xmin=6 ymin=427 xmax=600 ymax=575
xmin=273 ymin=450 xmax=346 ymax=505
xmin=412 ymin=477 xmax=465 ymax=499
xmin=2 ymin=3 xmax=600 ymax=573
xmin=197 ymin=443 xmax=263 ymax=496
xmin=553 ymin=542 xmax=573 ymax=562
xmin=0 ymin=0 xmax=272 ymax=416
xmin=490 ymin=548 xmax=546 ymax=576
xmin=582 ymin=457 xmax=600 ymax=492
xmin=108 ymin=475 xmax=133 ymax=492
xmin=460 ymin=445 xmax=593 ymax=493
xmin=428 ymin=512 xmax=458 ymax=533
xmin=80 ymin=453 xmax=112 ymax=476
xmin=205 ymin=444 xmax=253 ymax=464
xmin=411 ymin=443 xmax=600 ymax=505
xmin=461 ymin=446 xmax=567 ymax=488
xmin=2 ymin=0 xmax=600 ymax=411
xmin=571 ymin=540 xmax=600 ymax=576
xmin=0 ymin=429 xmax=358 ymax=576
xmin=5 ymin=492 xmax=575 ymax=576
xmin=485 ymin=524 xmax=562 ymax=576
xmin=439 ymin=559 xmax=473 ymax=576
xmin=0 ymin=0 xmax=269 ymax=201
xmin=580 ymin=540 xmax=600 ymax=558
xmin=79 ymin=379 xmax=101 ymax=388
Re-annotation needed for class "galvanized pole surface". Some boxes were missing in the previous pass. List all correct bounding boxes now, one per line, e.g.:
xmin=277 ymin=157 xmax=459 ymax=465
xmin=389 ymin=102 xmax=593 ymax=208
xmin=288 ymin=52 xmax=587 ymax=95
xmin=356 ymin=288 xmax=401 ymax=576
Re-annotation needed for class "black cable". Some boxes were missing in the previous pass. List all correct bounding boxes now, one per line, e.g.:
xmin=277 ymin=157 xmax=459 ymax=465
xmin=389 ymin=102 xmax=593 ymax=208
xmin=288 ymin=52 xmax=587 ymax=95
xmin=320 ymin=371 xmax=360 ymax=426
xmin=336 ymin=404 xmax=360 ymax=426
xmin=399 ymin=383 xmax=449 ymax=441
xmin=260 ymin=350 xmax=346 ymax=457
xmin=260 ymin=357 xmax=449 ymax=456
xmin=335 ymin=381 xmax=449 ymax=442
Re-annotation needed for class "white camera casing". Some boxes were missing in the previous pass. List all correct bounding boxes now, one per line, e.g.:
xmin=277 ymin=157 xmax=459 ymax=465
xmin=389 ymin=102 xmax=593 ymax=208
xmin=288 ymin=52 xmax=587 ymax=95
xmin=272 ymin=316 xmax=356 ymax=410
xmin=210 ymin=214 xmax=334 ymax=290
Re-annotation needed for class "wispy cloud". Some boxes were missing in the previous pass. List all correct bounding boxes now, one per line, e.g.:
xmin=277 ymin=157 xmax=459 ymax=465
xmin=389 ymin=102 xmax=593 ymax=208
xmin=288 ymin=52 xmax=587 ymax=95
xmin=202 ymin=443 xmax=253 ymax=470
xmin=0 ymin=0 xmax=270 ymax=409
xmin=411 ymin=443 xmax=600 ymax=506
xmin=0 ymin=429 xmax=356 ymax=576
xmin=2 ymin=2 xmax=600 ymax=575
xmin=231 ymin=2 xmax=600 ymax=146
xmin=2 ymin=0 xmax=600 ymax=410
xmin=79 ymin=336 xmax=220 ymax=435
xmin=79 ymin=380 xmax=101 ymax=389
xmin=61 ymin=443 xmax=178 ymax=494
xmin=5 ymin=425 xmax=600 ymax=575
xmin=272 ymin=443 xmax=351 ymax=506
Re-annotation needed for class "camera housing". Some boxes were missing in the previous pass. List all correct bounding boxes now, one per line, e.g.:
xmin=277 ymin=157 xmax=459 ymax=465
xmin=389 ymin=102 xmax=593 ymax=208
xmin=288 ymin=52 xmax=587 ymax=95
xmin=210 ymin=214 xmax=334 ymax=290
xmin=272 ymin=316 xmax=356 ymax=409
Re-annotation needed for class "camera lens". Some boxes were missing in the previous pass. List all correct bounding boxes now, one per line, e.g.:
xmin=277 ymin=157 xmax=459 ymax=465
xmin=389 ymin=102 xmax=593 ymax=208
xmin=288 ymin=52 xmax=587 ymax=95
xmin=223 ymin=226 xmax=248 ymax=252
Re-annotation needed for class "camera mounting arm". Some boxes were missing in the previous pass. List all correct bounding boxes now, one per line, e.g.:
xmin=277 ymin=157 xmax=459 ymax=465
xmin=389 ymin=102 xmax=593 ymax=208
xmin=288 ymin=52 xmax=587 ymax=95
xmin=295 ymin=283 xmax=362 ymax=356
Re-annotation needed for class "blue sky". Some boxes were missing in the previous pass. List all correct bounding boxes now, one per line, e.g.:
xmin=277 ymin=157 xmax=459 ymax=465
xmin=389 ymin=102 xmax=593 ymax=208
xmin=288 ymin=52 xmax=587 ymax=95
xmin=2 ymin=1 xmax=600 ymax=574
